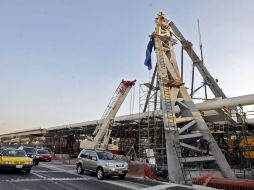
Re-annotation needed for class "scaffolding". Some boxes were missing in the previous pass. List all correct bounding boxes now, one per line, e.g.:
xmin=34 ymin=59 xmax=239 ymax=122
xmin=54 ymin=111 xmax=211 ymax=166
xmin=137 ymin=82 xmax=167 ymax=168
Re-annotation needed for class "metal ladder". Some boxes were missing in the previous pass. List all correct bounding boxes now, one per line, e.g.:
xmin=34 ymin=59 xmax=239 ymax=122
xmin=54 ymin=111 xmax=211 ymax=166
xmin=166 ymin=99 xmax=192 ymax=185
xmin=173 ymin=138 xmax=192 ymax=185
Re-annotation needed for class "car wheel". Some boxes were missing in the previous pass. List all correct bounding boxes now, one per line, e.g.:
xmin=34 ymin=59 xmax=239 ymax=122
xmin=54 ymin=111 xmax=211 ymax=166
xmin=33 ymin=161 xmax=38 ymax=166
xmin=96 ymin=168 xmax=104 ymax=180
xmin=48 ymin=159 xmax=52 ymax=162
xmin=77 ymin=164 xmax=84 ymax=174
xmin=118 ymin=174 xmax=126 ymax=179
xmin=25 ymin=169 xmax=31 ymax=174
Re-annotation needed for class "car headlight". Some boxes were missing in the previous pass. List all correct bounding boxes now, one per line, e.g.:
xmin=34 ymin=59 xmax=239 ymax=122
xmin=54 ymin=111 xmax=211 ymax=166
xmin=124 ymin=162 xmax=128 ymax=167
xmin=36 ymin=155 xmax=40 ymax=158
xmin=26 ymin=161 xmax=32 ymax=164
xmin=106 ymin=163 xmax=115 ymax=167
xmin=4 ymin=161 xmax=11 ymax=164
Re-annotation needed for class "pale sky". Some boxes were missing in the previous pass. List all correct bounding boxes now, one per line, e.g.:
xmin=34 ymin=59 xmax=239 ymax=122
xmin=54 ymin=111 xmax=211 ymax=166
xmin=0 ymin=0 xmax=254 ymax=134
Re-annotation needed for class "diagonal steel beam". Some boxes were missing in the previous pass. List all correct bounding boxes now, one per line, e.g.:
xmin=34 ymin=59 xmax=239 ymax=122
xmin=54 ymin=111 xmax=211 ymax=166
xmin=169 ymin=21 xmax=227 ymax=99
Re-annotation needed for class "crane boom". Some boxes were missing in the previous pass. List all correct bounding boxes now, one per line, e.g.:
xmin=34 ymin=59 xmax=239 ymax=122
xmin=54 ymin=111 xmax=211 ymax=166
xmin=80 ymin=80 xmax=136 ymax=150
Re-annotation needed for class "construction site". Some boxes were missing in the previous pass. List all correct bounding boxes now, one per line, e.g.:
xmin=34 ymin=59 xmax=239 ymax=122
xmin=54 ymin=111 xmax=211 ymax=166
xmin=1 ymin=11 xmax=254 ymax=190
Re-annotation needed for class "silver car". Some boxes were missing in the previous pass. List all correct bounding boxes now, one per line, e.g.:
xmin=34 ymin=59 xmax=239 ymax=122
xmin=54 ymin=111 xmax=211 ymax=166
xmin=76 ymin=149 xmax=128 ymax=180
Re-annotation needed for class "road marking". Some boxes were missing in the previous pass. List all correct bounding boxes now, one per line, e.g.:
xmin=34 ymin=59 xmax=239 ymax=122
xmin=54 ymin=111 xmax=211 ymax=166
xmin=32 ymin=171 xmax=47 ymax=179
xmin=32 ymin=170 xmax=63 ymax=173
xmin=35 ymin=163 xmax=94 ymax=180
xmin=101 ymin=179 xmax=149 ymax=190
xmin=139 ymin=184 xmax=217 ymax=190
xmin=140 ymin=184 xmax=185 ymax=190
xmin=48 ymin=178 xmax=90 ymax=181
xmin=1 ymin=177 xmax=91 ymax=183
xmin=2 ymin=179 xmax=42 ymax=182
xmin=39 ymin=163 xmax=67 ymax=171
xmin=39 ymin=163 xmax=74 ymax=173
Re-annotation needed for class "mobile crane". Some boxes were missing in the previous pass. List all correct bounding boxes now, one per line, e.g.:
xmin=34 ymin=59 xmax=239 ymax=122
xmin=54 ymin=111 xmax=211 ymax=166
xmin=80 ymin=80 xmax=136 ymax=151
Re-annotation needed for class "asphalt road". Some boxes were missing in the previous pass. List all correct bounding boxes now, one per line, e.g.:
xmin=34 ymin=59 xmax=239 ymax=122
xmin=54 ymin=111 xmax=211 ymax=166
xmin=0 ymin=160 xmax=164 ymax=190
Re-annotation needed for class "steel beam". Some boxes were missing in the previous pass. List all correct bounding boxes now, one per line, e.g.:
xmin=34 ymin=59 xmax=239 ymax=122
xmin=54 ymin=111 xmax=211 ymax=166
xmin=169 ymin=21 xmax=227 ymax=99
xmin=181 ymin=156 xmax=215 ymax=163
xmin=196 ymin=94 xmax=254 ymax=111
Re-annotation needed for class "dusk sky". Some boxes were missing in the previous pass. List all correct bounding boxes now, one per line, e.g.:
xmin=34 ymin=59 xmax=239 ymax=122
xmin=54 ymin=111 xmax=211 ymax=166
xmin=0 ymin=0 xmax=254 ymax=134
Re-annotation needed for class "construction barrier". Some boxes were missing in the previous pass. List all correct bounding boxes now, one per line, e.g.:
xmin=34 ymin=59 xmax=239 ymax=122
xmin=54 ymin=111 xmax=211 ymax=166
xmin=128 ymin=161 xmax=156 ymax=179
xmin=192 ymin=174 xmax=254 ymax=190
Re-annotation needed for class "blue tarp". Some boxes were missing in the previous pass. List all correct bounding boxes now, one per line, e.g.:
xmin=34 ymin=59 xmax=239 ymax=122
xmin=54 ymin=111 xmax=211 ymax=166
xmin=144 ymin=38 xmax=154 ymax=70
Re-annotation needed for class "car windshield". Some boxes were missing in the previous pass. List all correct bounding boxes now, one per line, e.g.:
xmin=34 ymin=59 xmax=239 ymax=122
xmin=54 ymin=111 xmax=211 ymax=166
xmin=24 ymin=148 xmax=37 ymax=154
xmin=2 ymin=150 xmax=26 ymax=157
xmin=38 ymin=150 xmax=49 ymax=154
xmin=97 ymin=151 xmax=116 ymax=160
xmin=45 ymin=148 xmax=52 ymax=153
